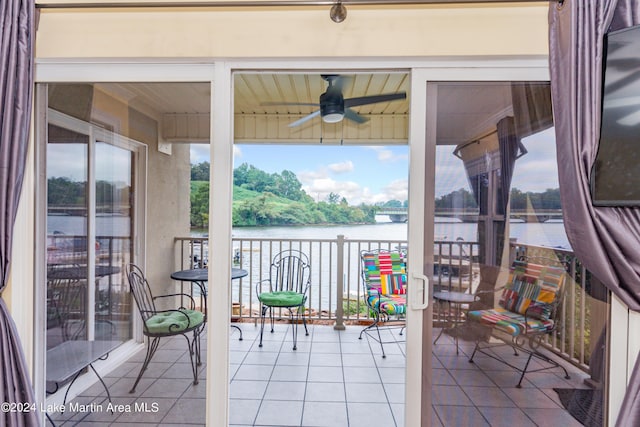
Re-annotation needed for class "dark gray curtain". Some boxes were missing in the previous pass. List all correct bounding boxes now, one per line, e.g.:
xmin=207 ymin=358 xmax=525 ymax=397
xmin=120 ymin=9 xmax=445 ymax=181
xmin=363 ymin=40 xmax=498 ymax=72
xmin=0 ymin=0 xmax=39 ymax=426
xmin=497 ymin=116 xmax=519 ymax=218
xmin=548 ymin=1 xmax=640 ymax=426
xmin=511 ymin=82 xmax=554 ymax=140
xmin=496 ymin=116 xmax=519 ymax=265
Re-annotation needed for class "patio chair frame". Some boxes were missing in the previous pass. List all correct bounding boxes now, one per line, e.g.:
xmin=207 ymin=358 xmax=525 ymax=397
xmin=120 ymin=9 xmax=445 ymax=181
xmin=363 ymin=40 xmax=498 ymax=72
xmin=467 ymin=256 xmax=571 ymax=387
xmin=256 ymin=249 xmax=310 ymax=350
xmin=126 ymin=264 xmax=204 ymax=393
xmin=358 ymin=249 xmax=407 ymax=358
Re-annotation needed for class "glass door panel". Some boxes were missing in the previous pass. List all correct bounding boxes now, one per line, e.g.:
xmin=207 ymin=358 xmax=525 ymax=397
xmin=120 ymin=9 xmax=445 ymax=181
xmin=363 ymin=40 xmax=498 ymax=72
xmin=46 ymin=124 xmax=90 ymax=348
xmin=46 ymin=112 xmax=139 ymax=347
xmin=430 ymin=81 xmax=609 ymax=427
xmin=94 ymin=141 xmax=134 ymax=342
xmin=43 ymin=81 xmax=205 ymax=422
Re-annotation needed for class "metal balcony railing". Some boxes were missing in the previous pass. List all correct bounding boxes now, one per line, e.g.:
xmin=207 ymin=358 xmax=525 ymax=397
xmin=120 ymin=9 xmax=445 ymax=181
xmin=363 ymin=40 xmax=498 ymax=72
xmin=174 ymin=235 xmax=600 ymax=373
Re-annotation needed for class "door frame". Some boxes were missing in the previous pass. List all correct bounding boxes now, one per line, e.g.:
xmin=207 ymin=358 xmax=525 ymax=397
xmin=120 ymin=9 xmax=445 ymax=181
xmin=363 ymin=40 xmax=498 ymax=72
xmin=32 ymin=63 xmax=213 ymax=415
xmin=412 ymin=64 xmax=551 ymax=425
xmin=46 ymin=108 xmax=147 ymax=341
xmin=33 ymin=58 xmax=552 ymax=427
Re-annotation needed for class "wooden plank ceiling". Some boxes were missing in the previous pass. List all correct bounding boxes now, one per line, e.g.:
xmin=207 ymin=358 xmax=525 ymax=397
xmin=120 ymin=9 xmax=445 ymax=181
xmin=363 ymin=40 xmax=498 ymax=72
xmin=96 ymin=74 xmax=515 ymax=147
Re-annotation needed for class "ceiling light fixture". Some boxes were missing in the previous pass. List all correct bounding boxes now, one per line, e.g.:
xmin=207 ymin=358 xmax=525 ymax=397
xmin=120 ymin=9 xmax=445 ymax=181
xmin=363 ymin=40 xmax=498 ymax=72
xmin=330 ymin=1 xmax=347 ymax=23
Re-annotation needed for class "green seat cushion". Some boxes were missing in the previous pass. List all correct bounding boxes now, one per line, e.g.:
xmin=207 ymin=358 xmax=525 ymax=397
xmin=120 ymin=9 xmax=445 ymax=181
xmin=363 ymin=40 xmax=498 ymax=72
xmin=258 ymin=291 xmax=304 ymax=307
xmin=145 ymin=309 xmax=204 ymax=334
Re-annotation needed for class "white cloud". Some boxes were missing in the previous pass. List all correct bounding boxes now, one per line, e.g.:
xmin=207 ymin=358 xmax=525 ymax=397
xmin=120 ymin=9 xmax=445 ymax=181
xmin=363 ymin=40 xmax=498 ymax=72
xmin=368 ymin=147 xmax=408 ymax=163
xmin=382 ymin=179 xmax=408 ymax=202
xmin=298 ymin=169 xmax=329 ymax=182
xmin=301 ymin=177 xmax=361 ymax=203
xmin=300 ymin=172 xmax=407 ymax=205
xmin=233 ymin=145 xmax=242 ymax=158
xmin=190 ymin=144 xmax=210 ymax=164
xmin=190 ymin=144 xmax=243 ymax=164
xmin=511 ymin=158 xmax=559 ymax=192
xmin=328 ymin=160 xmax=354 ymax=174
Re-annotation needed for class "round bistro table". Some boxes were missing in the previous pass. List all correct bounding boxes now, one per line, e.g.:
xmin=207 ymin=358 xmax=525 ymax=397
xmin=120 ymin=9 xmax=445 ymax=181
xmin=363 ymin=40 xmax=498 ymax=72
xmin=433 ymin=290 xmax=478 ymax=354
xmin=171 ymin=267 xmax=248 ymax=339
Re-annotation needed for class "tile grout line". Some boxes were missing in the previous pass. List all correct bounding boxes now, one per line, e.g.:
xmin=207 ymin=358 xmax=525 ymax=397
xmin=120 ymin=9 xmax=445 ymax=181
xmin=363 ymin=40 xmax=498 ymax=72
xmin=251 ymin=323 xmax=286 ymax=426
xmin=338 ymin=328 xmax=351 ymax=427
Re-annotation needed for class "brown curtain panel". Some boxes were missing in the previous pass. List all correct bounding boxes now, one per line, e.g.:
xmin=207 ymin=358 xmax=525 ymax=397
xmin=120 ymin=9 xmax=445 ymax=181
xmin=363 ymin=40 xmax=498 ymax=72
xmin=548 ymin=1 xmax=640 ymax=425
xmin=0 ymin=0 xmax=39 ymax=426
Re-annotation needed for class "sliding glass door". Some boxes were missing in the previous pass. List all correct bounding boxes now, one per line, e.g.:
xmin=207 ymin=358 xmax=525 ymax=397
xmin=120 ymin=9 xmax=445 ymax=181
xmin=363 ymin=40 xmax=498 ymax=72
xmin=46 ymin=109 xmax=141 ymax=348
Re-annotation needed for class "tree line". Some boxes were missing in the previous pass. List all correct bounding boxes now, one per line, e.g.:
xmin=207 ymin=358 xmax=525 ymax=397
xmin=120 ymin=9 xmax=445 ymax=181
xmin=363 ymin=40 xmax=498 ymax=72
xmin=48 ymin=176 xmax=130 ymax=207
xmin=191 ymin=162 xmax=562 ymax=228
xmin=434 ymin=187 xmax=562 ymax=210
xmin=191 ymin=162 xmax=381 ymax=228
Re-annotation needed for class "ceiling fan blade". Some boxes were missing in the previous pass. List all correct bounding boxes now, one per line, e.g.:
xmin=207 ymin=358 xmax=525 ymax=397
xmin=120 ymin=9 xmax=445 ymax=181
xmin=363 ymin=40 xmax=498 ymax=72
xmin=344 ymin=92 xmax=407 ymax=108
xmin=344 ymin=108 xmax=368 ymax=124
xmin=261 ymin=102 xmax=320 ymax=107
xmin=289 ymin=110 xmax=321 ymax=127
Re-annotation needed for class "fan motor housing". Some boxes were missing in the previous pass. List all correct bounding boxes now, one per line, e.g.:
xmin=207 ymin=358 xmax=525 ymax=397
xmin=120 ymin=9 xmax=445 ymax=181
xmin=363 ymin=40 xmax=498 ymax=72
xmin=320 ymin=90 xmax=344 ymax=123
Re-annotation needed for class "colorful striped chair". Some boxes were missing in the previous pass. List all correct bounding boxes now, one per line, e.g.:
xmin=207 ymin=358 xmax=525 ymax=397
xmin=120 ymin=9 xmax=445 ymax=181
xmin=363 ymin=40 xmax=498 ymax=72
xmin=467 ymin=259 xmax=570 ymax=387
xmin=359 ymin=249 xmax=407 ymax=358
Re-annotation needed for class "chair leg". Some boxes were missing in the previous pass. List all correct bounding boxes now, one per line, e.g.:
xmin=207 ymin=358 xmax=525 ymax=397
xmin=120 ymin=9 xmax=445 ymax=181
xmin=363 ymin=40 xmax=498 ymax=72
xmin=184 ymin=333 xmax=199 ymax=386
xmin=301 ymin=306 xmax=309 ymax=336
xmin=231 ymin=324 xmax=243 ymax=341
xmin=130 ymin=336 xmax=160 ymax=393
xmin=374 ymin=321 xmax=386 ymax=358
xmin=359 ymin=312 xmax=387 ymax=358
xmin=259 ymin=305 xmax=268 ymax=348
xmin=193 ymin=327 xmax=203 ymax=366
xmin=516 ymin=352 xmax=534 ymax=388
xmin=359 ymin=312 xmax=380 ymax=340
xmin=469 ymin=333 xmax=571 ymax=388
xmin=433 ymin=326 xmax=445 ymax=345
xmin=269 ymin=307 xmax=275 ymax=333
xmin=468 ymin=340 xmax=480 ymax=363
xmin=291 ymin=309 xmax=298 ymax=351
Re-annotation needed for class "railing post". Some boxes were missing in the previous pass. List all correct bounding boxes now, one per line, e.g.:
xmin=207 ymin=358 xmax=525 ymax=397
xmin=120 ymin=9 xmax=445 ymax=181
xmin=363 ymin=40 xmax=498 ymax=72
xmin=334 ymin=234 xmax=346 ymax=331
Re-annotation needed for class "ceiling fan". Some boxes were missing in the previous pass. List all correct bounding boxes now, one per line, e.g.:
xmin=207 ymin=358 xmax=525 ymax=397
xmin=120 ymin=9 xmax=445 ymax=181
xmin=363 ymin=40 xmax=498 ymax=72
xmin=263 ymin=75 xmax=407 ymax=128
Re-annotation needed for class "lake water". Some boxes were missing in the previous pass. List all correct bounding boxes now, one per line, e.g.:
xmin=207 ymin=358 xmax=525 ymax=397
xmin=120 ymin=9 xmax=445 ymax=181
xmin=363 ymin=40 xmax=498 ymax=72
xmin=48 ymin=214 xmax=571 ymax=250
xmin=230 ymin=216 xmax=571 ymax=250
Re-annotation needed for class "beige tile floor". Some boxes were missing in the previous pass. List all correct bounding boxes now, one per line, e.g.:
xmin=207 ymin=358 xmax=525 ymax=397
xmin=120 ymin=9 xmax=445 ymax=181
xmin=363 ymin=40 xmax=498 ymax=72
xmin=48 ymin=323 xmax=592 ymax=426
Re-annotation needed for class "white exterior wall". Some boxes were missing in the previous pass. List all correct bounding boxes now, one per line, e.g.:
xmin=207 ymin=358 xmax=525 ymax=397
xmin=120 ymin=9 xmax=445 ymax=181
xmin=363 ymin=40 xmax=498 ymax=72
xmin=35 ymin=3 xmax=549 ymax=58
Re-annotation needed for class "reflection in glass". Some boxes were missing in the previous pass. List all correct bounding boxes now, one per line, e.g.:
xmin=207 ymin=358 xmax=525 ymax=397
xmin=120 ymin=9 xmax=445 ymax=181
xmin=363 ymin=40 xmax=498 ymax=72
xmin=432 ymin=81 xmax=607 ymax=427
xmin=94 ymin=142 xmax=133 ymax=342
xmin=46 ymin=124 xmax=89 ymax=348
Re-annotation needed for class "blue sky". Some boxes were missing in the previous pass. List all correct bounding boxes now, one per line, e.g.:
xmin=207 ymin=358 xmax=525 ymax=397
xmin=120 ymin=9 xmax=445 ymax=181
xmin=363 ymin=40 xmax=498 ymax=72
xmin=191 ymin=144 xmax=410 ymax=205
xmin=47 ymin=127 xmax=559 ymax=205
xmin=191 ymin=127 xmax=559 ymax=206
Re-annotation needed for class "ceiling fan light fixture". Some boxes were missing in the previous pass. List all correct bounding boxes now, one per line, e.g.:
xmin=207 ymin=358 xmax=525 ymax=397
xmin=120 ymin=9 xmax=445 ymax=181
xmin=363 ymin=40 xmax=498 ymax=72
xmin=323 ymin=112 xmax=345 ymax=123
xmin=320 ymin=97 xmax=345 ymax=123
xmin=330 ymin=1 xmax=347 ymax=23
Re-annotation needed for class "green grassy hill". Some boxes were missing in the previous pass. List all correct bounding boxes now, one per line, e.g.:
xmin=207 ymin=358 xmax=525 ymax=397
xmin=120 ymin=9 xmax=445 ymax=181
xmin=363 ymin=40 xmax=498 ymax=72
xmin=191 ymin=180 xmax=376 ymax=227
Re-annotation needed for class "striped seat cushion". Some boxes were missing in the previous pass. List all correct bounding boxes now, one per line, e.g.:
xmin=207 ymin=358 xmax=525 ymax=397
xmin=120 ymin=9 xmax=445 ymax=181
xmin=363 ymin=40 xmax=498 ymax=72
xmin=367 ymin=293 xmax=407 ymax=315
xmin=468 ymin=261 xmax=565 ymax=337
xmin=467 ymin=307 xmax=554 ymax=337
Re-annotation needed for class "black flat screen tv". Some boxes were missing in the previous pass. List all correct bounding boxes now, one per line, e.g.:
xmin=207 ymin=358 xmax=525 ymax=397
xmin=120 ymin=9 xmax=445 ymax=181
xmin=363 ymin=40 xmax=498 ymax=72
xmin=592 ymin=24 xmax=640 ymax=206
